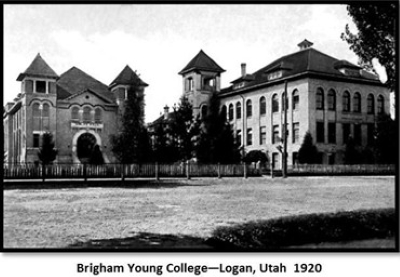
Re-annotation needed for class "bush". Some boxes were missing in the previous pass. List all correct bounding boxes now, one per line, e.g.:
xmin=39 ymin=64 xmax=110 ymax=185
xmin=210 ymin=208 xmax=395 ymax=249
xmin=243 ymin=150 xmax=268 ymax=164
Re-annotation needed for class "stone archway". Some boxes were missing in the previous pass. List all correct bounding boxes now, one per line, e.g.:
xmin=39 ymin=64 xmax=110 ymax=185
xmin=77 ymin=133 xmax=97 ymax=163
xmin=71 ymin=130 xmax=109 ymax=164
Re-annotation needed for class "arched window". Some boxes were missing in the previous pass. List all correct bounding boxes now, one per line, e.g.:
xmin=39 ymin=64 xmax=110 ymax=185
xmin=377 ymin=95 xmax=385 ymax=114
xmin=272 ymin=94 xmax=279 ymax=113
xmin=187 ymin=78 xmax=194 ymax=91
xmin=328 ymin=89 xmax=336 ymax=110
xmin=292 ymin=90 xmax=299 ymax=110
xmin=95 ymin=108 xmax=102 ymax=123
xmin=343 ymin=91 xmax=350 ymax=112
xmin=246 ymin=99 xmax=252 ymax=118
xmin=236 ymin=101 xmax=242 ymax=119
xmin=201 ymin=105 xmax=208 ymax=119
xmin=353 ymin=92 xmax=361 ymax=113
xmin=32 ymin=103 xmax=41 ymax=131
xmin=316 ymin=88 xmax=324 ymax=110
xmin=83 ymin=106 xmax=92 ymax=123
xmin=71 ymin=107 xmax=80 ymax=121
xmin=259 ymin=96 xmax=266 ymax=115
xmin=367 ymin=94 xmax=375 ymax=114
xmin=228 ymin=104 xmax=234 ymax=121
xmin=42 ymin=103 xmax=50 ymax=131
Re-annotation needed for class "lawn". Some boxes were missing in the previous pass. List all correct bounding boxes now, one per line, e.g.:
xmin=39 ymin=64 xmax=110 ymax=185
xmin=3 ymin=176 xmax=396 ymax=249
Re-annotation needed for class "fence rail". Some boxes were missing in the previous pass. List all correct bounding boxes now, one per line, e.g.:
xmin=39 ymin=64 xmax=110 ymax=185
xmin=290 ymin=164 xmax=395 ymax=175
xmin=3 ymin=162 xmax=258 ymax=180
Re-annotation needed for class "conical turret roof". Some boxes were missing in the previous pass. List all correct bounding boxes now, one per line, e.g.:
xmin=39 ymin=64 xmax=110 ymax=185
xmin=17 ymin=53 xmax=58 ymax=81
xmin=109 ymin=65 xmax=148 ymax=89
xmin=179 ymin=50 xmax=225 ymax=75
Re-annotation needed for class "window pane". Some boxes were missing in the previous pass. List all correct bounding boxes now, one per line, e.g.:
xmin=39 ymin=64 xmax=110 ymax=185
xmin=236 ymin=102 xmax=241 ymax=119
xmin=260 ymin=97 xmax=266 ymax=115
xmin=228 ymin=104 xmax=234 ymax=121
xmin=36 ymin=81 xmax=46 ymax=93
xmin=378 ymin=95 xmax=384 ymax=114
xmin=273 ymin=125 xmax=279 ymax=144
xmin=272 ymin=95 xmax=279 ymax=113
xmin=33 ymin=134 xmax=40 ymax=148
xmin=367 ymin=94 xmax=374 ymax=114
xmin=292 ymin=90 xmax=299 ymax=110
xmin=353 ymin=93 xmax=361 ymax=112
xmin=83 ymin=107 xmax=92 ymax=122
xmin=42 ymin=104 xmax=50 ymax=117
xmin=72 ymin=107 xmax=80 ymax=121
xmin=316 ymin=122 xmax=324 ymax=143
xmin=292 ymin=122 xmax=299 ymax=143
xmin=328 ymin=90 xmax=336 ymax=110
xmin=328 ymin=122 xmax=336 ymax=144
xmin=246 ymin=100 xmax=252 ymax=117
xmin=343 ymin=92 xmax=350 ymax=112
xmin=316 ymin=88 xmax=324 ymax=109
xmin=260 ymin=126 xmax=266 ymax=145
xmin=247 ymin=128 xmax=252 ymax=145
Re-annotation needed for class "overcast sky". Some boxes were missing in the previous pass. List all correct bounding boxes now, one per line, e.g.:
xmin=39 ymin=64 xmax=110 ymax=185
xmin=4 ymin=4 xmax=368 ymax=123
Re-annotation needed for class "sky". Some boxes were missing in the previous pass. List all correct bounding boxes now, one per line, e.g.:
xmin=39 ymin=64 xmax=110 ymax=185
xmin=3 ymin=4 xmax=379 ymax=123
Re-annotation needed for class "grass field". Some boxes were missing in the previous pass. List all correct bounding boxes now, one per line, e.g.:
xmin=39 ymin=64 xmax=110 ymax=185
xmin=3 ymin=176 xmax=395 ymax=249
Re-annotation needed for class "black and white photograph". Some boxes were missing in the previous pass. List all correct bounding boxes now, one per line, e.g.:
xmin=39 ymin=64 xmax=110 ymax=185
xmin=2 ymin=1 xmax=399 ymax=275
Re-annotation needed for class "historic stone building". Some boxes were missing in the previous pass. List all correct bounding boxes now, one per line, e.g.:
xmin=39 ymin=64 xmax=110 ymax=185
xmin=173 ymin=40 xmax=390 ymax=168
xmin=3 ymin=54 xmax=148 ymax=164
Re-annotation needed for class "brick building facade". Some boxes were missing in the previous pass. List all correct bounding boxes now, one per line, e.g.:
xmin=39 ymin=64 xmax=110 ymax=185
xmin=3 ymin=54 xmax=148 ymax=164
xmin=176 ymin=40 xmax=390 ymax=168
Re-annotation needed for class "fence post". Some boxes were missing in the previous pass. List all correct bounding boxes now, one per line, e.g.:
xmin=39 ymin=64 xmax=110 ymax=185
xmin=155 ymin=162 xmax=159 ymax=181
xmin=42 ymin=163 xmax=45 ymax=183
xmin=83 ymin=163 xmax=87 ymax=182
xmin=121 ymin=164 xmax=125 ymax=182
xmin=243 ymin=162 xmax=247 ymax=179
xmin=217 ymin=163 xmax=221 ymax=179
xmin=186 ymin=160 xmax=191 ymax=180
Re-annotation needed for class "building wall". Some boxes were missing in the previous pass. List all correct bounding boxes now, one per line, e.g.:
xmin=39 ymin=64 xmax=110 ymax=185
xmin=219 ymin=77 xmax=390 ymax=168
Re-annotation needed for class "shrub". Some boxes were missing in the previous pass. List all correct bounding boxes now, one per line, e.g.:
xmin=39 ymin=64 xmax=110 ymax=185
xmin=210 ymin=208 xmax=395 ymax=249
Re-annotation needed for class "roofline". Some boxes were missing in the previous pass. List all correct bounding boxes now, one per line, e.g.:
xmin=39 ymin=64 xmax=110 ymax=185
xmin=64 ymin=88 xmax=114 ymax=103
xmin=218 ymin=71 xmax=387 ymax=98
xmin=178 ymin=67 xmax=226 ymax=75
xmin=17 ymin=73 xmax=59 ymax=82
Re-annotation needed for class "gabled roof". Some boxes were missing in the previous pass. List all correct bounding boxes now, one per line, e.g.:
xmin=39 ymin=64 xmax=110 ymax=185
xmin=179 ymin=50 xmax=225 ymax=75
xmin=56 ymin=67 xmax=114 ymax=102
xmin=17 ymin=53 xmax=59 ymax=81
xmin=109 ymin=65 xmax=148 ymax=89
xmin=219 ymin=46 xmax=381 ymax=96
xmin=64 ymin=88 xmax=114 ymax=103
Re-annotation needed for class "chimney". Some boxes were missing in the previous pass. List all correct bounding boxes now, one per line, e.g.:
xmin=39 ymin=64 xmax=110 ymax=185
xmin=241 ymin=63 xmax=246 ymax=77
xmin=163 ymin=105 xmax=169 ymax=120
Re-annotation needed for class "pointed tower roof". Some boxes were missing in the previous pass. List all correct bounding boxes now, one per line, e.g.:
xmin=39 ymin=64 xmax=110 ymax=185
xmin=109 ymin=65 xmax=148 ymax=89
xmin=179 ymin=50 xmax=225 ymax=75
xmin=17 ymin=53 xmax=59 ymax=81
xmin=297 ymin=39 xmax=314 ymax=50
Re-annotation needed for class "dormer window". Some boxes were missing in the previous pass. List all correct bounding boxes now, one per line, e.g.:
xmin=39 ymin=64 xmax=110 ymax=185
xmin=268 ymin=71 xmax=282 ymax=81
xmin=234 ymin=82 xmax=245 ymax=90
xmin=36 ymin=81 xmax=46 ymax=93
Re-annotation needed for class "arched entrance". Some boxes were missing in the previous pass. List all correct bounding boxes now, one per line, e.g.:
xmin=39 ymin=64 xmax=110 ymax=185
xmin=77 ymin=133 xmax=97 ymax=163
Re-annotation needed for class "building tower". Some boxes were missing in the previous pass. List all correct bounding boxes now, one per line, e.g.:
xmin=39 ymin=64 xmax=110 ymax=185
xmin=16 ymin=53 xmax=59 ymax=163
xmin=178 ymin=50 xmax=225 ymax=118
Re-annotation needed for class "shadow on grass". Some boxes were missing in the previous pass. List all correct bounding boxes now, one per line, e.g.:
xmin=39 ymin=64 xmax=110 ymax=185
xmin=3 ymin=180 xmax=210 ymax=190
xmin=68 ymin=232 xmax=217 ymax=250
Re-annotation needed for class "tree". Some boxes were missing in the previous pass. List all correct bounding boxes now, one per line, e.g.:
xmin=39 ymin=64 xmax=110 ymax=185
xmin=37 ymin=132 xmax=57 ymax=165
xmin=169 ymin=96 xmax=201 ymax=161
xmin=89 ymin=144 xmax=104 ymax=165
xmin=373 ymin=113 xmax=397 ymax=164
xmin=298 ymin=132 xmax=318 ymax=164
xmin=111 ymin=80 xmax=151 ymax=163
xmin=152 ymin=122 xmax=178 ymax=163
xmin=196 ymin=94 xmax=241 ymax=163
xmin=243 ymin=150 xmax=268 ymax=164
xmin=344 ymin=136 xmax=361 ymax=164
xmin=341 ymin=4 xmax=397 ymax=92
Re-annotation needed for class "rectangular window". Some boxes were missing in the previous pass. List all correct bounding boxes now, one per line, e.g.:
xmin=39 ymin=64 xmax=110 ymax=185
xmin=33 ymin=134 xmax=40 ymax=148
xmin=272 ymin=125 xmax=279 ymax=144
xmin=260 ymin=126 xmax=266 ymax=145
xmin=36 ymin=81 xmax=46 ymax=93
xmin=328 ymin=122 xmax=336 ymax=144
xmin=246 ymin=128 xmax=253 ymax=146
xmin=272 ymin=152 xmax=279 ymax=169
xmin=354 ymin=124 xmax=362 ymax=145
xmin=292 ymin=152 xmax=298 ymax=166
xmin=236 ymin=130 xmax=242 ymax=146
xmin=292 ymin=123 xmax=299 ymax=143
xmin=316 ymin=122 xmax=324 ymax=143
xmin=342 ymin=123 xmax=351 ymax=144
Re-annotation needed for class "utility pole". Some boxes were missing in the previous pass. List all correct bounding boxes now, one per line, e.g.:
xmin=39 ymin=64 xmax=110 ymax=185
xmin=282 ymin=81 xmax=288 ymax=178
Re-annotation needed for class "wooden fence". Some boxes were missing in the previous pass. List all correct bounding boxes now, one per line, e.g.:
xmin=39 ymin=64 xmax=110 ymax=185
xmin=3 ymin=162 xmax=259 ymax=180
xmin=289 ymin=164 xmax=395 ymax=175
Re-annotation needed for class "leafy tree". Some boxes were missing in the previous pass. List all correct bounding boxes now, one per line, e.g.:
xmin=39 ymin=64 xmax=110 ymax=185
xmin=243 ymin=150 xmax=268 ymax=164
xmin=37 ymin=132 xmax=57 ymax=165
xmin=344 ymin=136 xmax=361 ymax=164
xmin=152 ymin=122 xmax=178 ymax=163
xmin=196 ymin=94 xmax=241 ymax=163
xmin=169 ymin=96 xmax=201 ymax=161
xmin=298 ymin=132 xmax=318 ymax=164
xmin=373 ymin=113 xmax=397 ymax=164
xmin=341 ymin=3 xmax=397 ymax=92
xmin=111 ymin=80 xmax=151 ymax=163
xmin=89 ymin=144 xmax=104 ymax=165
